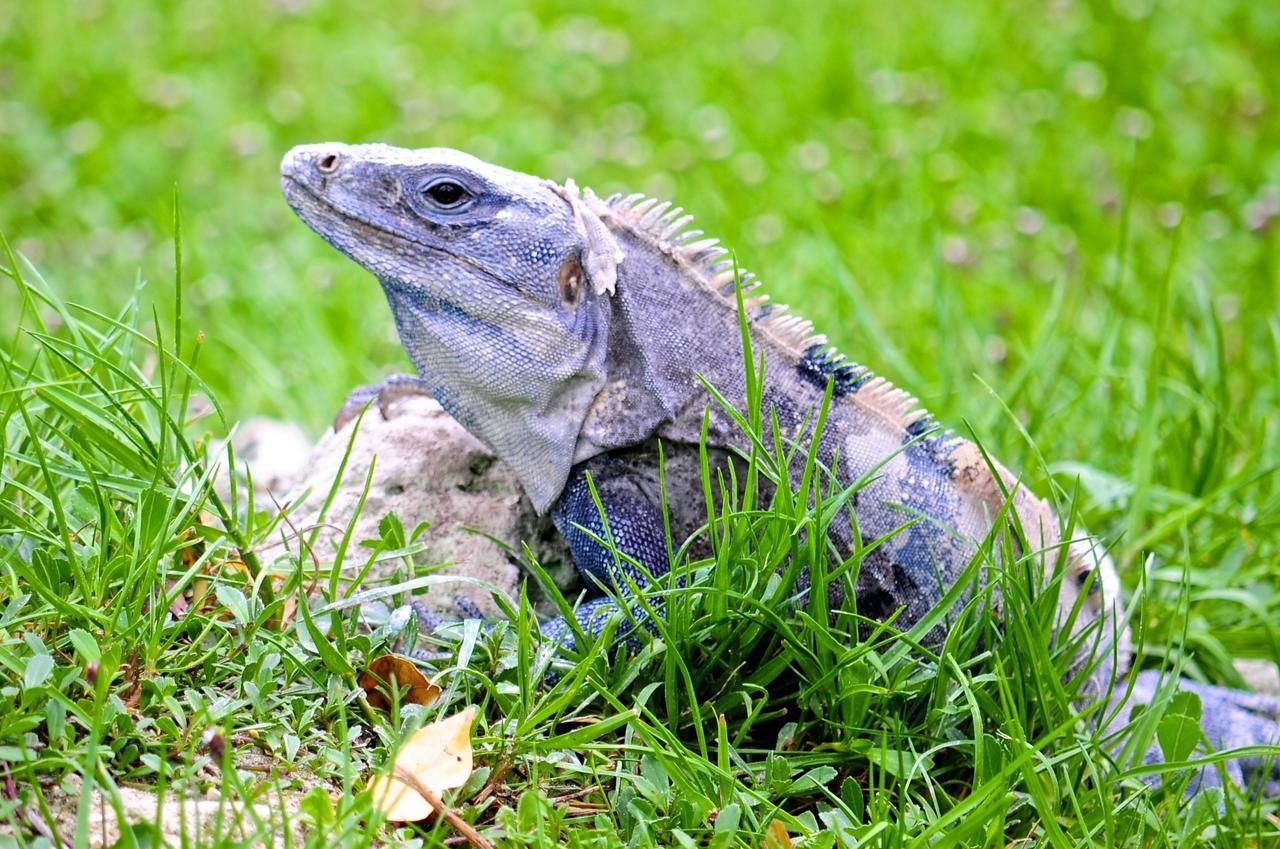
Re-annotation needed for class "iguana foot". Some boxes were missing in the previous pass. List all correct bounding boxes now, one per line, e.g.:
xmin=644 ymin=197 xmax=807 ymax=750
xmin=540 ymin=596 xmax=648 ymax=655
xmin=408 ymin=596 xmax=491 ymax=661
xmin=334 ymin=373 xmax=433 ymax=431
xmin=1111 ymin=670 xmax=1280 ymax=798
xmin=410 ymin=596 xmax=487 ymax=631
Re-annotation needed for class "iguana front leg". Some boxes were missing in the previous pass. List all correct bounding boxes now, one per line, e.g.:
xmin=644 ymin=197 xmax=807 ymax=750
xmin=543 ymin=451 xmax=674 ymax=652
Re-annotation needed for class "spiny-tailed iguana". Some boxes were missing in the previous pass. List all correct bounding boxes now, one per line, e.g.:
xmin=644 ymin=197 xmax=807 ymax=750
xmin=280 ymin=142 xmax=1279 ymax=797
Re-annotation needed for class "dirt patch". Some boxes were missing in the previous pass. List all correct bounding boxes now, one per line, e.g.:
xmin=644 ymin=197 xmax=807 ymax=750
xmin=9 ymin=764 xmax=315 ymax=849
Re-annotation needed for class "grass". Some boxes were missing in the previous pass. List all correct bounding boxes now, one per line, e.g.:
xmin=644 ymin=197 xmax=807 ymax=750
xmin=1 ymin=246 xmax=1276 ymax=848
xmin=1 ymin=0 xmax=1279 ymax=845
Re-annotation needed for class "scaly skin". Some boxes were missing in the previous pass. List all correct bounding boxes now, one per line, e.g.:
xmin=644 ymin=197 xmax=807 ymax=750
xmin=280 ymin=142 xmax=1278 ymax=797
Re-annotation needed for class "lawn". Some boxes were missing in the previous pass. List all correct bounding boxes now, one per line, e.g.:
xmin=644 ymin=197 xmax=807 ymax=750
xmin=1 ymin=0 xmax=1279 ymax=846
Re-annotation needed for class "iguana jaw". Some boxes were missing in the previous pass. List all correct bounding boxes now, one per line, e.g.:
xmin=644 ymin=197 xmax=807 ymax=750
xmin=280 ymin=172 xmax=520 ymax=296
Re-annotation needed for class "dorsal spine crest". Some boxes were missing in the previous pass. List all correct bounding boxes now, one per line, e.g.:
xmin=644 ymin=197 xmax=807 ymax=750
xmin=592 ymin=188 xmax=940 ymax=441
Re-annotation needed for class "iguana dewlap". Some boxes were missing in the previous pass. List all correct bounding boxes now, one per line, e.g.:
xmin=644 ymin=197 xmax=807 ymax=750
xmin=281 ymin=143 xmax=1279 ymax=798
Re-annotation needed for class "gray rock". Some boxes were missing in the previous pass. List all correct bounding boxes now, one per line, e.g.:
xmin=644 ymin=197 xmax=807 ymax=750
xmin=1233 ymin=658 xmax=1280 ymax=697
xmin=258 ymin=396 xmax=571 ymax=618
xmin=225 ymin=417 xmax=314 ymax=497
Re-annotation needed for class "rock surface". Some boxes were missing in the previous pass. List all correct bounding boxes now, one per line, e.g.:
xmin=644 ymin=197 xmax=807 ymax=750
xmin=255 ymin=395 xmax=569 ymax=617
xmin=226 ymin=416 xmax=315 ymax=496
xmin=1233 ymin=658 xmax=1280 ymax=696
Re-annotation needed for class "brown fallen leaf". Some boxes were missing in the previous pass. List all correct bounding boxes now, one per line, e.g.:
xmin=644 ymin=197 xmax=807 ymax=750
xmin=277 ymin=592 xmax=299 ymax=629
xmin=180 ymin=522 xmax=207 ymax=569
xmin=369 ymin=707 xmax=476 ymax=823
xmin=764 ymin=818 xmax=792 ymax=849
xmin=563 ymin=802 xmax=607 ymax=816
xmin=359 ymin=655 xmax=442 ymax=711
xmin=190 ymin=560 xmax=250 ymax=617
xmin=119 ymin=656 xmax=144 ymax=711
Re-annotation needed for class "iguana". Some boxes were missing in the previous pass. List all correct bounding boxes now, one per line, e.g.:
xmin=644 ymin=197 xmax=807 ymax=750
xmin=280 ymin=142 xmax=1279 ymax=797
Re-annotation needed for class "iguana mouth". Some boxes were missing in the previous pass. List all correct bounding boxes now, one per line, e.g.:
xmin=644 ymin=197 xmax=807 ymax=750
xmin=280 ymin=174 xmax=525 ymax=295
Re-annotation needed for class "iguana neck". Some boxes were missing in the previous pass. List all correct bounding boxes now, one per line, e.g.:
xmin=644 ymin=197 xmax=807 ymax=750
xmin=574 ymin=224 xmax=827 ymax=461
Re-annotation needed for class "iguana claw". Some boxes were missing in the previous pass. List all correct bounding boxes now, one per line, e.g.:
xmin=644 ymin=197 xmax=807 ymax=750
xmin=333 ymin=373 xmax=433 ymax=431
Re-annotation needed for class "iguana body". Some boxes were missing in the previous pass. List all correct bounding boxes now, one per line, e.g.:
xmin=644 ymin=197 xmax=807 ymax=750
xmin=281 ymin=143 xmax=1279 ymax=797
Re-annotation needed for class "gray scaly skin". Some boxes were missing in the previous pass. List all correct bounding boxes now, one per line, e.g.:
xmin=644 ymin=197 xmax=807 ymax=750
xmin=281 ymin=142 xmax=1279 ymax=798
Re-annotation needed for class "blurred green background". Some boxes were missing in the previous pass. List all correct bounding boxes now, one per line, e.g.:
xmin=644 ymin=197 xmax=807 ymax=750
xmin=4 ymin=6 xmax=1280 ymax=835
xmin=2 ymin=0 xmax=1278 ymax=609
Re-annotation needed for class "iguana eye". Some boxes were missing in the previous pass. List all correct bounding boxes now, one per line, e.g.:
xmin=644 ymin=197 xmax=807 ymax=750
xmin=421 ymin=179 xmax=472 ymax=210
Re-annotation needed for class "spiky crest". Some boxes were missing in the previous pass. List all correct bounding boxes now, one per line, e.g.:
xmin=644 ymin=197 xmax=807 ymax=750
xmin=591 ymin=189 xmax=959 ymax=454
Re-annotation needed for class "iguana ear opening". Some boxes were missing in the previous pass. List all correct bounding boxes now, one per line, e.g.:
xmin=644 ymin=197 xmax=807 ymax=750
xmin=552 ymin=178 xmax=625 ymax=296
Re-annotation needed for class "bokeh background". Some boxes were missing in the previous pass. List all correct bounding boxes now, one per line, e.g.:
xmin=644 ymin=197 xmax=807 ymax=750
xmin=3 ymin=2 xmax=1279 ymax=661
xmin=4 ymin=0 xmax=1275 ymax=424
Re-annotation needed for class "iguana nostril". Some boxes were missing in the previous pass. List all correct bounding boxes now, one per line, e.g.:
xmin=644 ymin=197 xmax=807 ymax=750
xmin=317 ymin=153 xmax=340 ymax=174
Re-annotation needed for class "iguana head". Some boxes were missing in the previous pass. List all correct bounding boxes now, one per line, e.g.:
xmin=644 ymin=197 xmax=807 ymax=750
xmin=280 ymin=143 xmax=622 ymax=511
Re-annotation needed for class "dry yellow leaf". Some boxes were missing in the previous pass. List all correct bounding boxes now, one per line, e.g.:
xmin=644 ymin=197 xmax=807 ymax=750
xmin=764 ymin=818 xmax=792 ymax=849
xmin=369 ymin=707 xmax=476 ymax=822
xmin=359 ymin=655 xmax=442 ymax=711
